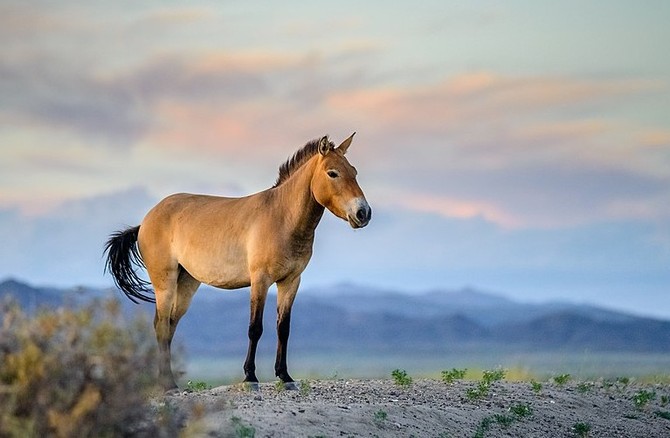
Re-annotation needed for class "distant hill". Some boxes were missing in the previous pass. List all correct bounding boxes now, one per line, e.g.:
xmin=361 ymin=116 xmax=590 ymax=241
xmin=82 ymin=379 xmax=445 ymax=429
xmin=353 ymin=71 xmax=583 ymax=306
xmin=2 ymin=278 xmax=669 ymax=356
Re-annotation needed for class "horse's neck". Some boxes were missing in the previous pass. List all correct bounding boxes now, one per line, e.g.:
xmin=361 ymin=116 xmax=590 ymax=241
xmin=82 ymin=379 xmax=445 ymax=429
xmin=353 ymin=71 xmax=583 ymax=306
xmin=272 ymin=158 xmax=325 ymax=239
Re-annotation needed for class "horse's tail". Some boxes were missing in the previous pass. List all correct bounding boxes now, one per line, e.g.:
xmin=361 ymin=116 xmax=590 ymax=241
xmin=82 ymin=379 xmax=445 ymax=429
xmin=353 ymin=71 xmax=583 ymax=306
xmin=104 ymin=225 xmax=155 ymax=304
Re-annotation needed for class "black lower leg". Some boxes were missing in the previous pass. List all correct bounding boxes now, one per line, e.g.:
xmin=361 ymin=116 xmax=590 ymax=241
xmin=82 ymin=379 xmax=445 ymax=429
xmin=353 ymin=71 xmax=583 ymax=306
xmin=275 ymin=312 xmax=293 ymax=382
xmin=243 ymin=319 xmax=263 ymax=382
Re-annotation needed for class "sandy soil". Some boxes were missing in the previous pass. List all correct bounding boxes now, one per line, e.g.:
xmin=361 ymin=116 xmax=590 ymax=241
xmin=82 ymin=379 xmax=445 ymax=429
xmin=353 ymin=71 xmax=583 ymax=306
xmin=168 ymin=379 xmax=670 ymax=437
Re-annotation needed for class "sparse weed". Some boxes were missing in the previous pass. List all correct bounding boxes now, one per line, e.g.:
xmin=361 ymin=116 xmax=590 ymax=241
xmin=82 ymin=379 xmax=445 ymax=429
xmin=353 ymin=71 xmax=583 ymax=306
xmin=530 ymin=380 xmax=543 ymax=394
xmin=492 ymin=413 xmax=515 ymax=428
xmin=577 ymin=382 xmax=593 ymax=394
xmin=632 ymin=389 xmax=656 ymax=410
xmin=186 ymin=380 xmax=212 ymax=392
xmin=441 ymin=368 xmax=467 ymax=384
xmin=391 ymin=369 xmax=413 ymax=387
xmin=374 ymin=409 xmax=388 ymax=422
xmin=482 ymin=368 xmax=506 ymax=384
xmin=509 ymin=403 xmax=533 ymax=418
xmin=655 ymin=410 xmax=670 ymax=420
xmin=466 ymin=368 xmax=506 ymax=401
xmin=661 ymin=395 xmax=669 ymax=407
xmin=274 ymin=380 xmax=286 ymax=393
xmin=300 ymin=379 xmax=312 ymax=396
xmin=572 ymin=421 xmax=591 ymax=438
xmin=617 ymin=376 xmax=630 ymax=387
xmin=231 ymin=415 xmax=256 ymax=438
xmin=553 ymin=373 xmax=571 ymax=386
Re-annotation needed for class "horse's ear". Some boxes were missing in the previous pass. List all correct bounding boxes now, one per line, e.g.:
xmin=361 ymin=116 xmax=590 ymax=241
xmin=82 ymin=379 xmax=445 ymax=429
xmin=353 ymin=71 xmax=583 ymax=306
xmin=336 ymin=132 xmax=355 ymax=155
xmin=318 ymin=136 xmax=331 ymax=155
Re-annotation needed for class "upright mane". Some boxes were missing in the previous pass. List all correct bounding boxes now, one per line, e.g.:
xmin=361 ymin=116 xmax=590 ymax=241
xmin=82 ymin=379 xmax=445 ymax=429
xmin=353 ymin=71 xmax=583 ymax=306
xmin=273 ymin=137 xmax=334 ymax=188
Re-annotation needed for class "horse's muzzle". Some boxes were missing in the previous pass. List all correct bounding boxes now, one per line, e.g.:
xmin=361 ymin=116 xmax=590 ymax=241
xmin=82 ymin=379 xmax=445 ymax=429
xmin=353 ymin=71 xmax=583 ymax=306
xmin=348 ymin=203 xmax=372 ymax=229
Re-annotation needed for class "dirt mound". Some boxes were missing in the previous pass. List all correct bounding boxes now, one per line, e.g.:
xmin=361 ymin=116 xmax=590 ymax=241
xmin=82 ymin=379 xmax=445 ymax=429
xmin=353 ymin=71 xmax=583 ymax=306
xmin=168 ymin=379 xmax=670 ymax=437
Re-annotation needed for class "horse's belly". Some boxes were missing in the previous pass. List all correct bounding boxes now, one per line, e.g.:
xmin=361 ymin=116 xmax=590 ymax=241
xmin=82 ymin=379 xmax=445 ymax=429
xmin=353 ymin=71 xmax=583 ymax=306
xmin=180 ymin=247 xmax=251 ymax=290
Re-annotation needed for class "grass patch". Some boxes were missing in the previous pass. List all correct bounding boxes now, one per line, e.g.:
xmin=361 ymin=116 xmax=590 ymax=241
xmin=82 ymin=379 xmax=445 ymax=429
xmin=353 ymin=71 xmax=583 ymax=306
xmin=632 ymin=389 xmax=656 ymax=410
xmin=572 ymin=421 xmax=591 ymax=438
xmin=441 ymin=368 xmax=467 ymax=384
xmin=231 ymin=415 xmax=255 ymax=438
xmin=186 ymin=380 xmax=212 ymax=392
xmin=391 ymin=369 xmax=413 ymax=387
xmin=553 ymin=373 xmax=571 ymax=386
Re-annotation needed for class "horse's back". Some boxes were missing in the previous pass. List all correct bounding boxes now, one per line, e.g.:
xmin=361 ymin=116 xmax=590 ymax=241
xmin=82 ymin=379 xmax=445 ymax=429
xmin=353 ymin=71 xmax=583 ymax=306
xmin=138 ymin=192 xmax=263 ymax=288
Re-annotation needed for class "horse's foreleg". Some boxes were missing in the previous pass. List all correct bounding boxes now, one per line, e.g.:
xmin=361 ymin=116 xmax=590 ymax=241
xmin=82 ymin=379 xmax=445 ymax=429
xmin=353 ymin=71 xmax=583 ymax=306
xmin=275 ymin=275 xmax=300 ymax=385
xmin=243 ymin=275 xmax=271 ymax=384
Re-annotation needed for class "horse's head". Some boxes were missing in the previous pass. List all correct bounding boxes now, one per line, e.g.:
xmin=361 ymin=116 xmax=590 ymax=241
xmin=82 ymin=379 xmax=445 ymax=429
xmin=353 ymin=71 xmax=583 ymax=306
xmin=311 ymin=133 xmax=372 ymax=229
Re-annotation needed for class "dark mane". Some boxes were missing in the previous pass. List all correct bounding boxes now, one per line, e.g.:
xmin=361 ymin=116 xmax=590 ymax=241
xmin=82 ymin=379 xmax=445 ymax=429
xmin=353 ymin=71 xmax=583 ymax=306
xmin=273 ymin=137 xmax=334 ymax=188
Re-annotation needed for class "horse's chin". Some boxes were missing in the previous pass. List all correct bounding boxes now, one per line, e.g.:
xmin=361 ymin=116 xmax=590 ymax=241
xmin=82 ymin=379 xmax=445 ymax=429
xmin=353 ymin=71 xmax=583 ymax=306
xmin=347 ymin=216 xmax=368 ymax=229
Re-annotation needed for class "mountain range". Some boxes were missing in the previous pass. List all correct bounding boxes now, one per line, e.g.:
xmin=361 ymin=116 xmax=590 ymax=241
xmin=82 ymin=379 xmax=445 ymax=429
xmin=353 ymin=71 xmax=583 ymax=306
xmin=2 ymin=278 xmax=669 ymax=357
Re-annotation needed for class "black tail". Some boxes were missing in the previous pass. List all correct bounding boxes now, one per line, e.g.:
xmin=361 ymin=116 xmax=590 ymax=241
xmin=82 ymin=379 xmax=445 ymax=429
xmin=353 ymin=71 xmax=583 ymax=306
xmin=104 ymin=225 xmax=155 ymax=303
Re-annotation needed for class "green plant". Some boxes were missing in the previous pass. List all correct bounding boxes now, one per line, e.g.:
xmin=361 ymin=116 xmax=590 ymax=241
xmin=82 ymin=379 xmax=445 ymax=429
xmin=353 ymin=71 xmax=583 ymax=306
xmin=509 ymin=403 xmax=533 ymax=418
xmin=530 ymin=380 xmax=543 ymax=394
xmin=274 ymin=380 xmax=286 ymax=393
xmin=441 ymin=368 xmax=467 ymax=384
xmin=0 ymin=299 xmax=181 ymax=437
xmin=300 ymin=379 xmax=312 ymax=396
xmin=391 ymin=369 xmax=413 ymax=387
xmin=655 ymin=410 xmax=670 ymax=420
xmin=374 ymin=409 xmax=388 ymax=422
xmin=466 ymin=368 xmax=506 ymax=401
xmin=231 ymin=416 xmax=256 ymax=438
xmin=553 ymin=373 xmax=571 ymax=386
xmin=186 ymin=380 xmax=212 ymax=392
xmin=632 ymin=389 xmax=656 ymax=410
xmin=572 ymin=421 xmax=591 ymax=438
xmin=577 ymin=382 xmax=593 ymax=394
xmin=661 ymin=395 xmax=669 ymax=407
xmin=616 ymin=376 xmax=630 ymax=387
xmin=492 ymin=414 xmax=514 ymax=428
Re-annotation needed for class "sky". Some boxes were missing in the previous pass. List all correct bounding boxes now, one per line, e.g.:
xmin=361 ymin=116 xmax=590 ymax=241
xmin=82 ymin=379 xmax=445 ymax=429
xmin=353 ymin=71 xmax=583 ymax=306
xmin=1 ymin=1 xmax=669 ymax=317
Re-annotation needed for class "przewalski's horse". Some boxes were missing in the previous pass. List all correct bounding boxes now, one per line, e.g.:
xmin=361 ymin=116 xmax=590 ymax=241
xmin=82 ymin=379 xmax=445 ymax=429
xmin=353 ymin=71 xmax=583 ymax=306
xmin=104 ymin=134 xmax=371 ymax=391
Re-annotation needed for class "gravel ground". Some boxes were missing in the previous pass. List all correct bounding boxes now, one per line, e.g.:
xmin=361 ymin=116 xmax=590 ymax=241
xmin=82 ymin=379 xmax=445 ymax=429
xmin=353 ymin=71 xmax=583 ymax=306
xmin=168 ymin=378 xmax=670 ymax=437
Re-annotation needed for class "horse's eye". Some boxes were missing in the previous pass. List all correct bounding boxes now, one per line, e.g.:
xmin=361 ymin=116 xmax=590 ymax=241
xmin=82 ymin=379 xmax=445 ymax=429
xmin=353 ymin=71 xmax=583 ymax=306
xmin=327 ymin=170 xmax=339 ymax=178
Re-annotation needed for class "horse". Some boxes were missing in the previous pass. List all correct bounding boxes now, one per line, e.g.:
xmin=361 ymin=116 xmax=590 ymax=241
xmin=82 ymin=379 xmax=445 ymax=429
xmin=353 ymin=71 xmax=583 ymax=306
xmin=104 ymin=133 xmax=371 ymax=391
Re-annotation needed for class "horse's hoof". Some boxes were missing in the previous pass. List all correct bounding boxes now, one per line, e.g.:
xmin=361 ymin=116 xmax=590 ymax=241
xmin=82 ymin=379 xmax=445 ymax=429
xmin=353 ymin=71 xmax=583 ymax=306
xmin=164 ymin=387 xmax=181 ymax=396
xmin=284 ymin=381 xmax=299 ymax=391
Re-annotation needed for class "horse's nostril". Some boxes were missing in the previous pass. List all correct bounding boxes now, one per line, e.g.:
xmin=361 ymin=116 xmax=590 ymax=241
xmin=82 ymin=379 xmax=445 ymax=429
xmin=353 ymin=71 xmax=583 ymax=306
xmin=356 ymin=207 xmax=370 ymax=223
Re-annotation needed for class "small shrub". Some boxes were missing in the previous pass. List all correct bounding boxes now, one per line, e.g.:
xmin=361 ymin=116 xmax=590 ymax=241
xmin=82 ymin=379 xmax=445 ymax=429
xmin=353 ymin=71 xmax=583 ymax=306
xmin=616 ymin=376 xmax=630 ymax=387
xmin=466 ymin=368 xmax=506 ymax=401
xmin=482 ymin=368 xmax=506 ymax=384
xmin=274 ymin=380 xmax=286 ymax=393
xmin=510 ymin=403 xmax=533 ymax=418
xmin=577 ymin=382 xmax=593 ymax=394
xmin=231 ymin=416 xmax=255 ymax=438
xmin=441 ymin=368 xmax=467 ymax=384
xmin=655 ymin=410 xmax=670 ymax=420
xmin=492 ymin=413 xmax=515 ymax=428
xmin=572 ymin=421 xmax=591 ymax=438
xmin=530 ymin=380 xmax=543 ymax=394
xmin=299 ymin=379 xmax=312 ymax=396
xmin=186 ymin=380 xmax=212 ymax=392
xmin=391 ymin=369 xmax=413 ymax=387
xmin=661 ymin=395 xmax=669 ymax=407
xmin=373 ymin=409 xmax=387 ymax=422
xmin=632 ymin=389 xmax=656 ymax=410
xmin=553 ymin=373 xmax=571 ymax=386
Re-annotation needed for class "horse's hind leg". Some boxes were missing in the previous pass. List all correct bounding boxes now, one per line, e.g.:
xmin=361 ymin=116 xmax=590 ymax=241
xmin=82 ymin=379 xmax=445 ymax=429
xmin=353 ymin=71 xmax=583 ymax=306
xmin=152 ymin=266 xmax=200 ymax=391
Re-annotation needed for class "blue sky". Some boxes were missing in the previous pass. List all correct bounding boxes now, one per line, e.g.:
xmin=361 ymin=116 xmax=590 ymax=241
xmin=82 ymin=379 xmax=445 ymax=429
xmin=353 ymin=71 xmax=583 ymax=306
xmin=1 ymin=1 xmax=669 ymax=317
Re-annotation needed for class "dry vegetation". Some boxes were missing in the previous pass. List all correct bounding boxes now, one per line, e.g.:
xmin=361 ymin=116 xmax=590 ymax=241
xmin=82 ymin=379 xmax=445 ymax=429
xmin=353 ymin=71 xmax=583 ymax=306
xmin=0 ymin=299 xmax=183 ymax=438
